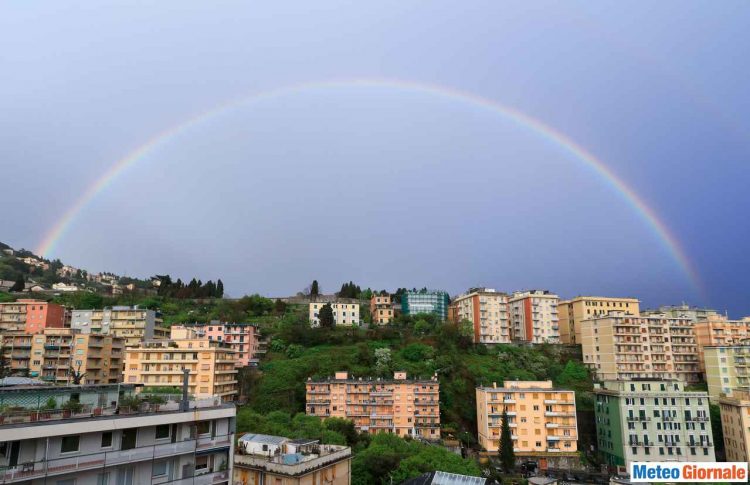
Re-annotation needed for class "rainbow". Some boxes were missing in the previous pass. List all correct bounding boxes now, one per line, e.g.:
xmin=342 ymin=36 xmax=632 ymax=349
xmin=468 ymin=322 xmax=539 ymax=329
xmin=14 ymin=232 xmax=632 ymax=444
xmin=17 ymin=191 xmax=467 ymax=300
xmin=36 ymin=77 xmax=704 ymax=294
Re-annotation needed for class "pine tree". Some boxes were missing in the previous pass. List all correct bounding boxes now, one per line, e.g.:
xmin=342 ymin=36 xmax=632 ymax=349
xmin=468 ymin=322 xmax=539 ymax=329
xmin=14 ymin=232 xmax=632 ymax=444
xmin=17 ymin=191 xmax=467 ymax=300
xmin=311 ymin=280 xmax=319 ymax=299
xmin=318 ymin=303 xmax=335 ymax=328
xmin=216 ymin=279 xmax=224 ymax=298
xmin=499 ymin=409 xmax=515 ymax=472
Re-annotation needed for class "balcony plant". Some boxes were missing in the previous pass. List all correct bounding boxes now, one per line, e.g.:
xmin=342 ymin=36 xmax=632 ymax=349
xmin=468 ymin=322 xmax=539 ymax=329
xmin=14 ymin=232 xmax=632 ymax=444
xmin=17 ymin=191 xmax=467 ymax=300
xmin=118 ymin=395 xmax=142 ymax=414
xmin=61 ymin=399 xmax=83 ymax=417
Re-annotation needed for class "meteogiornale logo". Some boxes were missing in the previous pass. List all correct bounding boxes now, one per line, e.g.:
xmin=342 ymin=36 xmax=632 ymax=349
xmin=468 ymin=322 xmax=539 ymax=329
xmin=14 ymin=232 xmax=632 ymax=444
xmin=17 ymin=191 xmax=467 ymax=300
xmin=630 ymin=462 xmax=749 ymax=483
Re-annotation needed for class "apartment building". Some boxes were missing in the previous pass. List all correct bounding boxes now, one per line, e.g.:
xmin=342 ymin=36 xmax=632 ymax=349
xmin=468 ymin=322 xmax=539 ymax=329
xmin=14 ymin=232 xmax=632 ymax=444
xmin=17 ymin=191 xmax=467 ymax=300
xmin=370 ymin=293 xmax=394 ymax=325
xmin=508 ymin=290 xmax=560 ymax=343
xmin=594 ymin=379 xmax=715 ymax=474
xmin=0 ymin=299 xmax=66 ymax=334
xmin=308 ymin=301 xmax=360 ymax=327
xmin=401 ymin=290 xmax=450 ymax=321
xmin=306 ymin=371 xmax=440 ymax=440
xmin=235 ymin=434 xmax=352 ymax=485
xmin=0 ymin=383 xmax=235 ymax=485
xmin=694 ymin=315 xmax=750 ymax=373
xmin=704 ymin=345 xmax=750 ymax=400
xmin=452 ymin=288 xmax=511 ymax=344
xmin=182 ymin=322 xmax=261 ymax=367
xmin=641 ymin=304 xmax=720 ymax=322
xmin=580 ymin=312 xmax=701 ymax=383
xmin=718 ymin=389 xmax=750 ymax=463
xmin=1 ymin=329 xmax=124 ymax=385
xmin=123 ymin=328 xmax=238 ymax=401
xmin=476 ymin=381 xmax=578 ymax=468
xmin=557 ymin=296 xmax=640 ymax=344
xmin=71 ymin=305 xmax=168 ymax=346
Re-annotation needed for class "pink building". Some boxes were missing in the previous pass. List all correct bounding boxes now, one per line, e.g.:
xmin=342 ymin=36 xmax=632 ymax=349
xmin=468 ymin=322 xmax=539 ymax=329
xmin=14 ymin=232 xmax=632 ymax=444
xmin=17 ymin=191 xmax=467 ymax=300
xmin=185 ymin=321 xmax=261 ymax=367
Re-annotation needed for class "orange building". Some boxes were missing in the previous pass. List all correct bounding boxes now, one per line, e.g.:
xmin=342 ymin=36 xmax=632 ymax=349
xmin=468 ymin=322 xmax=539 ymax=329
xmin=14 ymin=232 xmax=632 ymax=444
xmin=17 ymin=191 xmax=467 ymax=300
xmin=370 ymin=293 xmax=394 ymax=325
xmin=694 ymin=314 xmax=750 ymax=373
xmin=476 ymin=380 xmax=578 ymax=468
xmin=508 ymin=290 xmax=560 ymax=343
xmin=306 ymin=371 xmax=440 ymax=440
xmin=0 ymin=299 xmax=66 ymax=334
xmin=451 ymin=288 xmax=511 ymax=344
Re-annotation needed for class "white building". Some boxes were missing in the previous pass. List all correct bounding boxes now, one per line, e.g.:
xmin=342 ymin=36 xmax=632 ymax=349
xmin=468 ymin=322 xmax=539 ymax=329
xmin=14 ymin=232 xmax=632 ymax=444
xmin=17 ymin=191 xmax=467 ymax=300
xmin=308 ymin=302 xmax=360 ymax=327
xmin=0 ymin=383 xmax=235 ymax=485
xmin=452 ymin=288 xmax=511 ymax=344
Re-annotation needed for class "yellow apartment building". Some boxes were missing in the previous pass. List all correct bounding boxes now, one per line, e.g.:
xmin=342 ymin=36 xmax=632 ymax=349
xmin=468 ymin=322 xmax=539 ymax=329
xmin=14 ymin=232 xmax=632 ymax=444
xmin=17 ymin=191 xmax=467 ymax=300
xmin=123 ymin=327 xmax=238 ymax=401
xmin=1 ymin=329 xmax=124 ymax=384
xmin=557 ymin=296 xmax=640 ymax=344
xmin=704 ymin=345 xmax=750 ymax=400
xmin=719 ymin=389 xmax=750 ymax=463
xmin=308 ymin=302 xmax=360 ymax=327
xmin=580 ymin=312 xmax=701 ymax=383
xmin=370 ymin=293 xmax=394 ymax=325
xmin=452 ymin=288 xmax=511 ymax=345
xmin=71 ymin=305 xmax=169 ymax=346
xmin=476 ymin=381 xmax=578 ymax=469
xmin=694 ymin=315 xmax=750 ymax=373
xmin=306 ymin=371 xmax=440 ymax=440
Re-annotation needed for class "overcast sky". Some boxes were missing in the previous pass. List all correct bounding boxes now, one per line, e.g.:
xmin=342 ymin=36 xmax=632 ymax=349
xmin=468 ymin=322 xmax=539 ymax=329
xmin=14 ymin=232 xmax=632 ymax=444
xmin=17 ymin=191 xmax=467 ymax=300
xmin=2 ymin=1 xmax=749 ymax=315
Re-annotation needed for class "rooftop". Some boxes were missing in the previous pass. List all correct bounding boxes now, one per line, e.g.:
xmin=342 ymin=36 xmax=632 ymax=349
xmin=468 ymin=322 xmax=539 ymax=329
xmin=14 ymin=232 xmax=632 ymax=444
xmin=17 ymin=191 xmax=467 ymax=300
xmin=402 ymin=471 xmax=489 ymax=485
xmin=236 ymin=435 xmax=351 ymax=477
xmin=0 ymin=383 xmax=231 ymax=428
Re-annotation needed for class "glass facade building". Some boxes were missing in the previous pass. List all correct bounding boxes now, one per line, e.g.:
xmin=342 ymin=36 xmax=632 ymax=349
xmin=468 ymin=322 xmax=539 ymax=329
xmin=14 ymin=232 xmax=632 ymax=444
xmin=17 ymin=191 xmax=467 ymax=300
xmin=401 ymin=291 xmax=450 ymax=320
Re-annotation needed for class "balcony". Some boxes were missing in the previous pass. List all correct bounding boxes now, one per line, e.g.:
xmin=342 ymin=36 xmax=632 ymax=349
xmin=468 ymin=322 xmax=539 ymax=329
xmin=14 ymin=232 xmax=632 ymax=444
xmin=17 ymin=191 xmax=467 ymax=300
xmin=0 ymin=439 xmax=202 ymax=484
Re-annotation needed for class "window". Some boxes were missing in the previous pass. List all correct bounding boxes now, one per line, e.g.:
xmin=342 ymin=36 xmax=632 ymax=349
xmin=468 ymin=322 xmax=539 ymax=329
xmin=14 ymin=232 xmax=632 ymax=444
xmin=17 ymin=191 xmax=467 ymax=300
xmin=197 ymin=421 xmax=211 ymax=435
xmin=101 ymin=432 xmax=113 ymax=448
xmin=155 ymin=425 xmax=170 ymax=440
xmin=61 ymin=435 xmax=80 ymax=453
xmin=152 ymin=460 xmax=168 ymax=477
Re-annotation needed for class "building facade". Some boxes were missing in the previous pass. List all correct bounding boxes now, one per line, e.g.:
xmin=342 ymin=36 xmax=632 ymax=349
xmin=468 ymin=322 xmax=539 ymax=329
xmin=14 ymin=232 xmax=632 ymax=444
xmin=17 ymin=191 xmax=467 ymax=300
xmin=718 ymin=389 xmax=750 ymax=463
xmin=594 ymin=380 xmax=715 ymax=474
xmin=508 ymin=290 xmax=560 ymax=343
xmin=694 ymin=315 xmax=750 ymax=373
xmin=71 ymin=306 xmax=168 ymax=346
xmin=401 ymin=290 xmax=450 ymax=321
xmin=0 ymin=299 xmax=66 ymax=334
xmin=306 ymin=371 xmax=440 ymax=440
xmin=123 ymin=331 xmax=238 ymax=402
xmin=476 ymin=380 xmax=578 ymax=466
xmin=452 ymin=288 xmax=511 ymax=345
xmin=308 ymin=302 xmax=360 ymax=327
xmin=641 ymin=304 xmax=720 ymax=322
xmin=580 ymin=312 xmax=701 ymax=383
xmin=1 ymin=328 xmax=124 ymax=385
xmin=557 ymin=296 xmax=640 ymax=345
xmin=704 ymin=345 xmax=750 ymax=400
xmin=0 ymin=384 xmax=235 ymax=485
xmin=182 ymin=322 xmax=261 ymax=367
xmin=235 ymin=434 xmax=351 ymax=485
xmin=370 ymin=293 xmax=394 ymax=325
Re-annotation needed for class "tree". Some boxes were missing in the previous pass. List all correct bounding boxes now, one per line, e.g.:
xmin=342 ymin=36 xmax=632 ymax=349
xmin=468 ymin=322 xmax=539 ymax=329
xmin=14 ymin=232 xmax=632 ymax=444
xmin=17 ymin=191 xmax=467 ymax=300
xmin=70 ymin=362 xmax=86 ymax=385
xmin=9 ymin=275 xmax=24 ymax=292
xmin=499 ymin=409 xmax=515 ymax=472
xmin=216 ymin=279 xmax=224 ymax=298
xmin=0 ymin=346 xmax=10 ymax=379
xmin=311 ymin=280 xmax=319 ymax=299
xmin=318 ymin=303 xmax=335 ymax=328
xmin=375 ymin=348 xmax=392 ymax=376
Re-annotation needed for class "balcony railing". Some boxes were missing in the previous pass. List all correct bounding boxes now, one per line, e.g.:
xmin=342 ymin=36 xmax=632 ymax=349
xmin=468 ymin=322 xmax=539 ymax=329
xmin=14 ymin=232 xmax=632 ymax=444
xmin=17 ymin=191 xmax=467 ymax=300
xmin=0 ymin=435 xmax=233 ymax=484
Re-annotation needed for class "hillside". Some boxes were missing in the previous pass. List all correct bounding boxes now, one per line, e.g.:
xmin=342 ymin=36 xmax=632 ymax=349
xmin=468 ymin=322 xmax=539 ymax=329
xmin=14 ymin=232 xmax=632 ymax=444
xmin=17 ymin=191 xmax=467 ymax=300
xmin=0 ymin=241 xmax=223 ymax=299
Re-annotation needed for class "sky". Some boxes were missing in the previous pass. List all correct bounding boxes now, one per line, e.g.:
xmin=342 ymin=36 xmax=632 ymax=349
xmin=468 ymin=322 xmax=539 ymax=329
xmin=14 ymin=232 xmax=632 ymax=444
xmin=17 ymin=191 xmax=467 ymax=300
xmin=1 ymin=1 xmax=749 ymax=315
